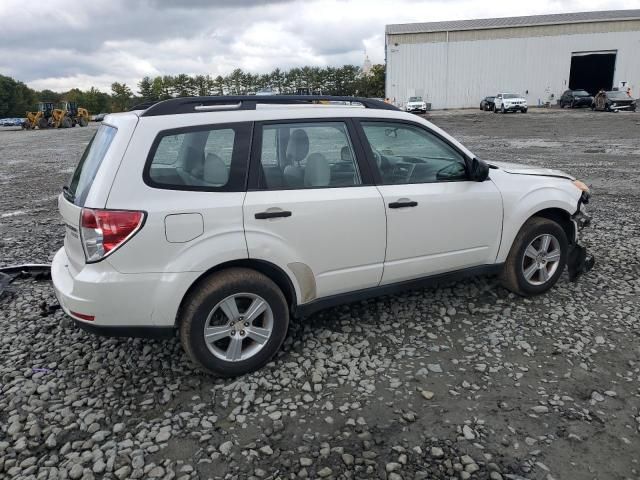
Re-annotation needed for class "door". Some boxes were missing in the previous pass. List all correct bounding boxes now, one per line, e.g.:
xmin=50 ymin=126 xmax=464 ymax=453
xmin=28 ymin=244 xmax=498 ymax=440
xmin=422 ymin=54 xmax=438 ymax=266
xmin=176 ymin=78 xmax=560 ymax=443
xmin=243 ymin=120 xmax=386 ymax=301
xmin=357 ymin=120 xmax=503 ymax=285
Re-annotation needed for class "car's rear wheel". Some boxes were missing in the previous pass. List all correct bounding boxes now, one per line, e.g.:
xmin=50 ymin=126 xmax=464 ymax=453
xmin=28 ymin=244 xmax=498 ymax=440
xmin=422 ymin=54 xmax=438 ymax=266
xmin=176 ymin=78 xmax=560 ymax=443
xmin=179 ymin=268 xmax=289 ymax=377
xmin=521 ymin=107 xmax=528 ymax=113
xmin=560 ymin=101 xmax=565 ymax=109
xmin=501 ymin=105 xmax=506 ymax=114
xmin=501 ymin=217 xmax=568 ymax=296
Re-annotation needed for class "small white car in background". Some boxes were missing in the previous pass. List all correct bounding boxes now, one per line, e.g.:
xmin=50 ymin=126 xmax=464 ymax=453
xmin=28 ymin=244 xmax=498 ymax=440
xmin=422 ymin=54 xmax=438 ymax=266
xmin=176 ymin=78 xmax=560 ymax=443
xmin=52 ymin=95 xmax=593 ymax=377
xmin=405 ymin=96 xmax=427 ymax=113
xmin=494 ymin=93 xmax=528 ymax=113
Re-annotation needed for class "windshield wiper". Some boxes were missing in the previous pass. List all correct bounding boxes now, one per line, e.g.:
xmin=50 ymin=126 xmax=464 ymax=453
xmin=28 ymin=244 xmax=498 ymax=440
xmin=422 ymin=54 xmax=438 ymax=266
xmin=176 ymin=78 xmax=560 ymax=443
xmin=62 ymin=186 xmax=75 ymax=202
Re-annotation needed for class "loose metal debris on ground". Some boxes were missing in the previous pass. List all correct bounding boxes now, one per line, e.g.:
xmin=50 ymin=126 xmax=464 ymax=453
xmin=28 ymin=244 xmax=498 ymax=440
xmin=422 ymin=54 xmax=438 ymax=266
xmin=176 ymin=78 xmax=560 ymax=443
xmin=0 ymin=110 xmax=639 ymax=480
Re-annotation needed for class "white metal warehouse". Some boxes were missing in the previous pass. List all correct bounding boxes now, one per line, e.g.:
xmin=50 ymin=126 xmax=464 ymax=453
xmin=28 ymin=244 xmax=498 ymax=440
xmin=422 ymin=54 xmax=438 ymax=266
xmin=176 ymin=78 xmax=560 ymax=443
xmin=385 ymin=10 xmax=640 ymax=109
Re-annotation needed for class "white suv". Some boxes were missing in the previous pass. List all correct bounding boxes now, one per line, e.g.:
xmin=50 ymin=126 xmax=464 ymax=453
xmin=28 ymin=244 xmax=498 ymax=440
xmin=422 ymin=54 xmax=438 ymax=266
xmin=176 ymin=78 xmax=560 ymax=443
xmin=52 ymin=95 xmax=593 ymax=377
xmin=405 ymin=96 xmax=427 ymax=114
xmin=494 ymin=93 xmax=528 ymax=113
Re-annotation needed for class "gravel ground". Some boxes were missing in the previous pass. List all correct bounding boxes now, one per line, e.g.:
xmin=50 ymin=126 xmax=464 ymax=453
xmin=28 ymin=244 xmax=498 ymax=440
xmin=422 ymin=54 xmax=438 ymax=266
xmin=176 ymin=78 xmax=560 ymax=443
xmin=1 ymin=109 xmax=639 ymax=480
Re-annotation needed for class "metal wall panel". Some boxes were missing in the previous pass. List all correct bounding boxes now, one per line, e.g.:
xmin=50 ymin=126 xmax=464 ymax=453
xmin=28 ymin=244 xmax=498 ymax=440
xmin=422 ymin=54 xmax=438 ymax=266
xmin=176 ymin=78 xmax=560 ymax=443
xmin=387 ymin=19 xmax=640 ymax=44
xmin=386 ymin=30 xmax=640 ymax=109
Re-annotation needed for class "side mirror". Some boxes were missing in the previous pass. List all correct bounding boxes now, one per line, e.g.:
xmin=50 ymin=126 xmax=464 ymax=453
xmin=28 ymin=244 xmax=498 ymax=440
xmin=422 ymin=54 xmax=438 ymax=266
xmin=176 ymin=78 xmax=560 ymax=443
xmin=469 ymin=157 xmax=490 ymax=182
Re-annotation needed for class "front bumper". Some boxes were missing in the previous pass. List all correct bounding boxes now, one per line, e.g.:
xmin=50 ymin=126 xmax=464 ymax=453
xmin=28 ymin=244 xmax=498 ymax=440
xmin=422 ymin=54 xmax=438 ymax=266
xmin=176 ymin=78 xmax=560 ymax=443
xmin=568 ymin=197 xmax=594 ymax=281
xmin=503 ymin=105 xmax=527 ymax=111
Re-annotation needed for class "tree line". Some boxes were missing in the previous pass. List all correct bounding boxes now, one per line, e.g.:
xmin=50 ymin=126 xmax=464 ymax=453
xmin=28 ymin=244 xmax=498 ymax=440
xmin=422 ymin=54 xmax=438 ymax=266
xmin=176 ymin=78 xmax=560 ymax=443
xmin=0 ymin=64 xmax=384 ymax=117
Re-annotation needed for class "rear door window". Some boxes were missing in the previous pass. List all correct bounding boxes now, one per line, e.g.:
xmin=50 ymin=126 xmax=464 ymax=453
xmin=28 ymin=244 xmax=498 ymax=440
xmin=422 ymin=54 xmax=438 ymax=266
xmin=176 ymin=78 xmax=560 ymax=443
xmin=67 ymin=125 xmax=117 ymax=206
xmin=257 ymin=121 xmax=362 ymax=190
xmin=145 ymin=123 xmax=251 ymax=191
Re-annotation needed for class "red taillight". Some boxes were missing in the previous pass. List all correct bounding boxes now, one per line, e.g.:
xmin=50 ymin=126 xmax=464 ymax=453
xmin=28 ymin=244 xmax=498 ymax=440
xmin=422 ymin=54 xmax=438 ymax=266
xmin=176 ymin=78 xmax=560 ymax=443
xmin=80 ymin=208 xmax=145 ymax=262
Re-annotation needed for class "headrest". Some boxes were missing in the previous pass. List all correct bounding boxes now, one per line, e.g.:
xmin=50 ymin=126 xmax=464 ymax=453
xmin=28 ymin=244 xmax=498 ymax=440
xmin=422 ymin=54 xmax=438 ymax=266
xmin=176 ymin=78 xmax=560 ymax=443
xmin=204 ymin=153 xmax=229 ymax=186
xmin=286 ymin=129 xmax=309 ymax=165
xmin=340 ymin=146 xmax=353 ymax=162
xmin=304 ymin=153 xmax=330 ymax=187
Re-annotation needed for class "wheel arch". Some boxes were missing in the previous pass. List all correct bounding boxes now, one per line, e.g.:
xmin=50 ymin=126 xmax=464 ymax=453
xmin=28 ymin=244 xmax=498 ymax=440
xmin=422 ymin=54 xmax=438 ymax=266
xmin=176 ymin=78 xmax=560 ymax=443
xmin=497 ymin=196 xmax=578 ymax=263
xmin=174 ymin=259 xmax=298 ymax=327
xmin=531 ymin=208 xmax=576 ymax=245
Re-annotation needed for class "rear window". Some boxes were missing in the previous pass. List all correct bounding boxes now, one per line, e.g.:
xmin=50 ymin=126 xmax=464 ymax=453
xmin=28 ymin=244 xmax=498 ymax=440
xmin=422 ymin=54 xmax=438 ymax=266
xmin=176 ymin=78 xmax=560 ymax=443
xmin=67 ymin=125 xmax=117 ymax=206
xmin=144 ymin=123 xmax=251 ymax=191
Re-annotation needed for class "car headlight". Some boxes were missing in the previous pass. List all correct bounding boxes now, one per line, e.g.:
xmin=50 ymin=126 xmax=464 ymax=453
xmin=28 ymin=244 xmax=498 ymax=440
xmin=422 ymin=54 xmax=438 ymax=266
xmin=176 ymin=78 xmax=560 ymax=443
xmin=573 ymin=180 xmax=589 ymax=192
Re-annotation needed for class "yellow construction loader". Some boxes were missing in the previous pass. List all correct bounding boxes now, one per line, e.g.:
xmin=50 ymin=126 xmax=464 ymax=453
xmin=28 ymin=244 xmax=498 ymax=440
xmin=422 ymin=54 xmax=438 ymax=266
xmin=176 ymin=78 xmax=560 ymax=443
xmin=23 ymin=101 xmax=91 ymax=129
xmin=22 ymin=102 xmax=54 ymax=129
xmin=58 ymin=101 xmax=90 ymax=127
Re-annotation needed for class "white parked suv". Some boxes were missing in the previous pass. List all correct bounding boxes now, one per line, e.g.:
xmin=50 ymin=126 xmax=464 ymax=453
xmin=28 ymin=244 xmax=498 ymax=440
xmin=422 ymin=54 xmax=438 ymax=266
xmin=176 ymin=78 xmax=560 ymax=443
xmin=405 ymin=96 xmax=427 ymax=114
xmin=494 ymin=93 xmax=528 ymax=113
xmin=52 ymin=95 xmax=593 ymax=377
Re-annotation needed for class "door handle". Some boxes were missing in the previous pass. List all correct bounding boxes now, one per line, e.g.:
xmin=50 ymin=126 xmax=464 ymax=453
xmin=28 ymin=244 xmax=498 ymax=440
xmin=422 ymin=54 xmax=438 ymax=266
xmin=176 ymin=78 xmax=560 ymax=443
xmin=255 ymin=210 xmax=292 ymax=220
xmin=388 ymin=200 xmax=418 ymax=209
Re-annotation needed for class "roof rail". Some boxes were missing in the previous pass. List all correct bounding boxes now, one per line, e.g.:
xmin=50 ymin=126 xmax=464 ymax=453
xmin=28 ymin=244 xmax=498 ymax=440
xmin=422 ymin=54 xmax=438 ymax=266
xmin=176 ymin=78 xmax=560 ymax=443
xmin=139 ymin=95 xmax=399 ymax=116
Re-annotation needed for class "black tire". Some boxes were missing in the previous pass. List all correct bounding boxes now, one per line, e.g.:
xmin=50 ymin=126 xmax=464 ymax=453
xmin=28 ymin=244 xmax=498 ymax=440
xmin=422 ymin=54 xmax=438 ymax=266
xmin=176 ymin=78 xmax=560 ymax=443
xmin=79 ymin=117 xmax=88 ymax=127
xmin=521 ymin=108 xmax=528 ymax=113
xmin=38 ymin=117 xmax=49 ymax=129
xmin=179 ymin=268 xmax=289 ymax=377
xmin=560 ymin=101 xmax=565 ymax=109
xmin=500 ymin=217 xmax=568 ymax=296
xmin=493 ymin=105 xmax=499 ymax=113
xmin=501 ymin=105 xmax=506 ymax=114
xmin=61 ymin=117 xmax=72 ymax=128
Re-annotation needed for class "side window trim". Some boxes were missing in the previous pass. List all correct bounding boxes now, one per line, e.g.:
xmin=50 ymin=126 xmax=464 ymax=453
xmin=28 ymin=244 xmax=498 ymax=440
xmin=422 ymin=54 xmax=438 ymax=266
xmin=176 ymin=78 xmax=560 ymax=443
xmin=353 ymin=118 xmax=472 ymax=186
xmin=247 ymin=117 xmax=376 ymax=191
xmin=143 ymin=121 xmax=252 ymax=192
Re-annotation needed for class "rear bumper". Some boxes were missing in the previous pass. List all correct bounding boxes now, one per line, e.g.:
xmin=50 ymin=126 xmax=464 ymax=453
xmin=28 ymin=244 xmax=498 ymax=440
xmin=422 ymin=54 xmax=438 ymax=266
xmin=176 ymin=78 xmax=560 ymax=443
xmin=52 ymin=247 xmax=197 ymax=334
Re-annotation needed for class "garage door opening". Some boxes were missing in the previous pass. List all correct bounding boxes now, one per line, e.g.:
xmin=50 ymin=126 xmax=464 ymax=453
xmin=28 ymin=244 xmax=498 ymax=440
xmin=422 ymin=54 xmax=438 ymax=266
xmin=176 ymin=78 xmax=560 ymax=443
xmin=569 ymin=51 xmax=616 ymax=95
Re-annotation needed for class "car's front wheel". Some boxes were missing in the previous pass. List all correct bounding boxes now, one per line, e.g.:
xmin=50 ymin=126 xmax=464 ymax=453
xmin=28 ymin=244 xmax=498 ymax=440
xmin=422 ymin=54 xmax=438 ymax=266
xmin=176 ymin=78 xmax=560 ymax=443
xmin=179 ymin=268 xmax=289 ymax=377
xmin=501 ymin=217 xmax=568 ymax=296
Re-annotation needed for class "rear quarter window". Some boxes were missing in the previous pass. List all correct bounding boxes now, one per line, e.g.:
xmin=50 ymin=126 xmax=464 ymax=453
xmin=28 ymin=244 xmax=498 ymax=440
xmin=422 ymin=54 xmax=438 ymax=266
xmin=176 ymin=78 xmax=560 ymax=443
xmin=67 ymin=124 xmax=117 ymax=206
xmin=145 ymin=123 xmax=251 ymax=191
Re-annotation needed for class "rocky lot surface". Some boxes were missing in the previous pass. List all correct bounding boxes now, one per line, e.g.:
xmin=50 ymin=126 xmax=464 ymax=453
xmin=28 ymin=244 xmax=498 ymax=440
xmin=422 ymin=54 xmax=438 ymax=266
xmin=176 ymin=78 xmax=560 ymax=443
xmin=1 ymin=110 xmax=639 ymax=480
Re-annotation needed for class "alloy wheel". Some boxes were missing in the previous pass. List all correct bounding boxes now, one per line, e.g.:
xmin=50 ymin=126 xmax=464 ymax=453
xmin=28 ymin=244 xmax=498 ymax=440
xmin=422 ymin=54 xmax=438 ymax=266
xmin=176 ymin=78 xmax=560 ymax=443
xmin=521 ymin=234 xmax=562 ymax=286
xmin=203 ymin=293 xmax=274 ymax=362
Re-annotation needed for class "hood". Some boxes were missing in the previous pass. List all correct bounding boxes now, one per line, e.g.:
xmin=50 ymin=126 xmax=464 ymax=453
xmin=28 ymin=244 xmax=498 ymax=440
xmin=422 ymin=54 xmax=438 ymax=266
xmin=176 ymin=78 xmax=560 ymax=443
xmin=489 ymin=161 xmax=574 ymax=180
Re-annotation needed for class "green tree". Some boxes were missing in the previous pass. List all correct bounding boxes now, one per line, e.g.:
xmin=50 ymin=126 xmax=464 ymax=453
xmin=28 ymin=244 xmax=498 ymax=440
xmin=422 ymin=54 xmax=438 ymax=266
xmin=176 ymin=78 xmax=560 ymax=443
xmin=172 ymin=74 xmax=194 ymax=97
xmin=111 ymin=82 xmax=133 ymax=112
xmin=0 ymin=75 xmax=37 ymax=117
xmin=138 ymin=76 xmax=156 ymax=101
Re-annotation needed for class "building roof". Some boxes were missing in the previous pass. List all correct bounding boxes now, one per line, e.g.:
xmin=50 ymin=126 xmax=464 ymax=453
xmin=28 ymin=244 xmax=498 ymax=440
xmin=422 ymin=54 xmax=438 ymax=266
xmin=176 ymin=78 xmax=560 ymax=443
xmin=386 ymin=9 xmax=640 ymax=35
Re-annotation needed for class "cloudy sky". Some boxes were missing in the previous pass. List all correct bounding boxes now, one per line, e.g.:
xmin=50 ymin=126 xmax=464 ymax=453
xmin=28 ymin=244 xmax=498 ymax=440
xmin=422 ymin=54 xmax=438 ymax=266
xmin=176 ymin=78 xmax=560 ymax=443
xmin=1 ymin=0 xmax=638 ymax=93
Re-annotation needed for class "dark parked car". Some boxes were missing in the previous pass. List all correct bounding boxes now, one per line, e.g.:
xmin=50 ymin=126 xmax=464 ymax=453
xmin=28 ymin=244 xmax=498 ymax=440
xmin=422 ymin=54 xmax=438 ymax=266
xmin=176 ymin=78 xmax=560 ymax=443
xmin=480 ymin=96 xmax=495 ymax=111
xmin=559 ymin=89 xmax=594 ymax=108
xmin=592 ymin=90 xmax=637 ymax=112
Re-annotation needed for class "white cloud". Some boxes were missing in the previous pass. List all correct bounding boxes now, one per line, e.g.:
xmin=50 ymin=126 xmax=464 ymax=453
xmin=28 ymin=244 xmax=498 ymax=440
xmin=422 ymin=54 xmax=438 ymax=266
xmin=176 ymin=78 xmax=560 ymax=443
xmin=0 ymin=0 xmax=638 ymax=92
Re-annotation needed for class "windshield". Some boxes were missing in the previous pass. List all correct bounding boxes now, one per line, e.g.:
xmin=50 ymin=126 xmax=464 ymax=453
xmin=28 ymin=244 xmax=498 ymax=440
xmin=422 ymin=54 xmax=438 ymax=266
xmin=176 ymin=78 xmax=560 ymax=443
xmin=408 ymin=96 xmax=423 ymax=102
xmin=504 ymin=94 xmax=521 ymax=99
xmin=573 ymin=90 xmax=590 ymax=96
xmin=607 ymin=91 xmax=630 ymax=99
xmin=67 ymin=124 xmax=117 ymax=206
